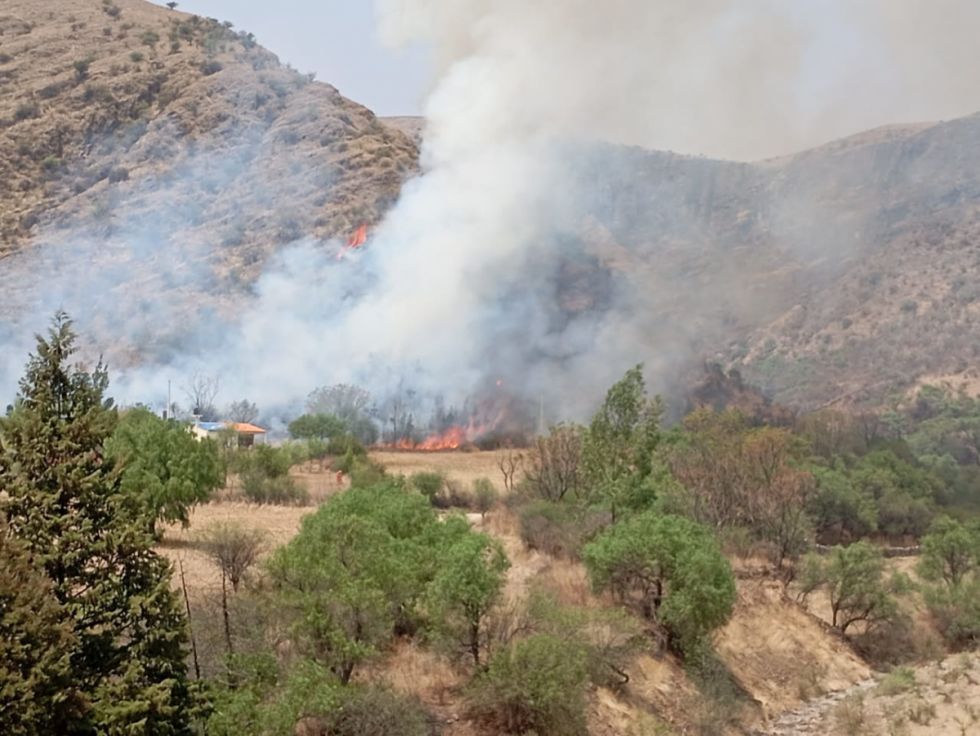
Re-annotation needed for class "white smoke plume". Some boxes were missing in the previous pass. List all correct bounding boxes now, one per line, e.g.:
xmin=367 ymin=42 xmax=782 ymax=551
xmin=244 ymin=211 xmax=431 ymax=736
xmin=4 ymin=0 xmax=980 ymax=428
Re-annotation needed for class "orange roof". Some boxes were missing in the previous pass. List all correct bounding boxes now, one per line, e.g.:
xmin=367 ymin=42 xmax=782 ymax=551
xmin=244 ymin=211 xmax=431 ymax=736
xmin=232 ymin=422 xmax=266 ymax=434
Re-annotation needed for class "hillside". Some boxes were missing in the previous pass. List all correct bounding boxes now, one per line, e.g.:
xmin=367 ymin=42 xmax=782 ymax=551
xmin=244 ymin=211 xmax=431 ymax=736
xmin=1 ymin=1 xmax=979 ymax=413
xmin=0 ymin=0 xmax=417 ymax=330
xmin=567 ymin=116 xmax=980 ymax=410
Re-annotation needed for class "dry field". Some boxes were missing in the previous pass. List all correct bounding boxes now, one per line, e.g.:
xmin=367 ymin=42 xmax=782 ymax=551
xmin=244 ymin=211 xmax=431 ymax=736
xmin=369 ymin=449 xmax=513 ymax=492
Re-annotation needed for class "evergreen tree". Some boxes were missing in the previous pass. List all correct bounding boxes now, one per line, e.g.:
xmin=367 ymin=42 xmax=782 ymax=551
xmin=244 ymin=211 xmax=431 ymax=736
xmin=0 ymin=312 xmax=192 ymax=735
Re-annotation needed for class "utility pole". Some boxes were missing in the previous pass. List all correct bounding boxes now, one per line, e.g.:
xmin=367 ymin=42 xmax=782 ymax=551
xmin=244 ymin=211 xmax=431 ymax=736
xmin=167 ymin=380 xmax=172 ymax=421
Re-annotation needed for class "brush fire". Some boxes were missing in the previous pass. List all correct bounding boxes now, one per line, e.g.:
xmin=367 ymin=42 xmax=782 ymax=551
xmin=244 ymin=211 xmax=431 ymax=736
xmin=379 ymin=383 xmax=533 ymax=451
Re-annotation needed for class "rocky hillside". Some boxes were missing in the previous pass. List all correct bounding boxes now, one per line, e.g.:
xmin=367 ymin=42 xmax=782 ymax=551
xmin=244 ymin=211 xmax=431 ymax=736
xmin=0 ymin=0 xmax=417 ymax=267
xmin=2 ymin=1 xmax=979 ymax=412
xmin=569 ymin=116 xmax=980 ymax=410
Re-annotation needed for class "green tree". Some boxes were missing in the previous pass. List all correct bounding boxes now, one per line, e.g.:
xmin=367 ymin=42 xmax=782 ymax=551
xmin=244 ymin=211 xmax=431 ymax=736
xmin=0 ymin=519 xmax=82 ymax=735
xmin=287 ymin=412 xmax=346 ymax=441
xmin=582 ymin=365 xmax=664 ymax=519
xmin=268 ymin=483 xmax=444 ymax=682
xmin=823 ymin=542 xmax=898 ymax=635
xmin=583 ymin=512 xmax=735 ymax=654
xmin=106 ymin=407 xmax=224 ymax=537
xmin=808 ymin=464 xmax=879 ymax=544
xmin=427 ymin=531 xmax=509 ymax=666
xmin=918 ymin=516 xmax=980 ymax=587
xmin=0 ymin=312 xmax=192 ymax=734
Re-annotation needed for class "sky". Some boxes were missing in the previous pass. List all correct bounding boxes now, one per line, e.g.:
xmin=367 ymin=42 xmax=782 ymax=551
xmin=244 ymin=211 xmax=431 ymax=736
xmin=155 ymin=0 xmax=433 ymax=116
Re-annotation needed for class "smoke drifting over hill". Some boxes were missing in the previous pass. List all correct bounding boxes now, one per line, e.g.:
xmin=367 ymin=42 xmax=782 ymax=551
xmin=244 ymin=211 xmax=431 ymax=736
xmin=4 ymin=0 xmax=980 ymax=427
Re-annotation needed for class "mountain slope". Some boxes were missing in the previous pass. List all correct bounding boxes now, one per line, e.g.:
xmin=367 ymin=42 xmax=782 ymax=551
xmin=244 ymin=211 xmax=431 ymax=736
xmin=0 ymin=0 xmax=417 ymax=259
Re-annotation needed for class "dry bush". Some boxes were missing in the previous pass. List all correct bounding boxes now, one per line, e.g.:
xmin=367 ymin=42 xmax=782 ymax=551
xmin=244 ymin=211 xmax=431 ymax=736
xmin=523 ymin=424 xmax=583 ymax=502
xmin=201 ymin=521 xmax=266 ymax=592
xmin=518 ymin=500 xmax=610 ymax=559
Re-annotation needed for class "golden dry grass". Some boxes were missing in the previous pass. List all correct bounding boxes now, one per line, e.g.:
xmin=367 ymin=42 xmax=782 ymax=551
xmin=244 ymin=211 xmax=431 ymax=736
xmin=157 ymin=502 xmax=310 ymax=595
xmin=369 ymin=449 xmax=514 ymax=492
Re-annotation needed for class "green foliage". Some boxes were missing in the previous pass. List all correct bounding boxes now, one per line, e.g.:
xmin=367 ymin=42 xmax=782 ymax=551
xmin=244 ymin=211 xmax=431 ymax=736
xmin=473 ymin=477 xmax=498 ymax=518
xmin=581 ymin=365 xmax=664 ymax=518
xmin=306 ymin=384 xmax=377 ymax=445
xmin=106 ymin=407 xmax=223 ymax=535
xmin=518 ymin=500 xmax=610 ymax=559
xmin=812 ymin=542 xmax=899 ymax=635
xmin=232 ymin=444 xmax=307 ymax=505
xmin=427 ymin=531 xmax=509 ymax=666
xmin=268 ymin=483 xmax=502 ymax=683
xmin=73 ymin=57 xmax=92 ymax=80
xmin=470 ymin=633 xmax=589 ymax=736
xmin=583 ymin=512 xmax=735 ymax=654
xmin=808 ymin=464 xmax=879 ymax=544
xmin=348 ymin=456 xmax=387 ymax=489
xmin=918 ymin=516 xmax=980 ymax=587
xmin=288 ymin=412 xmax=346 ymax=441
xmin=140 ymin=29 xmax=160 ymax=47
xmin=0 ymin=312 xmax=191 ymax=734
xmin=528 ymin=592 xmax=642 ymax=690
xmin=923 ymin=579 xmax=980 ymax=648
xmin=411 ymin=471 xmax=445 ymax=504
xmin=0 ymin=521 xmax=82 ymax=735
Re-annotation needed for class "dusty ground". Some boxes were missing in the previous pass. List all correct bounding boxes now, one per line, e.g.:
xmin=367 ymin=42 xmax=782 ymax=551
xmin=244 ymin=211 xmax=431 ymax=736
xmin=760 ymin=653 xmax=980 ymax=735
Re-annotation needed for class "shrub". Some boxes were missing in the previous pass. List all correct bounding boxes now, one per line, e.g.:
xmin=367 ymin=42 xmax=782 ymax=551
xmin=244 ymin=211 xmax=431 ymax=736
xmin=411 ymin=471 xmax=444 ymax=505
xmin=202 ymin=522 xmax=266 ymax=592
xmin=348 ymin=457 xmax=386 ymax=490
xmin=140 ymin=30 xmax=160 ymax=47
xmin=583 ymin=512 xmax=736 ymax=655
xmin=14 ymin=102 xmax=40 ymax=121
xmin=73 ymin=57 xmax=92 ymax=80
xmin=201 ymin=60 xmax=224 ymax=76
xmin=241 ymin=472 xmax=307 ymax=505
xmin=473 ymin=478 xmax=498 ymax=519
xmin=924 ymin=580 xmax=980 ymax=647
xmin=469 ymin=634 xmax=588 ymax=736
xmin=320 ymin=687 xmax=434 ymax=736
xmin=518 ymin=500 xmax=609 ymax=559
xmin=129 ymin=51 xmax=144 ymax=63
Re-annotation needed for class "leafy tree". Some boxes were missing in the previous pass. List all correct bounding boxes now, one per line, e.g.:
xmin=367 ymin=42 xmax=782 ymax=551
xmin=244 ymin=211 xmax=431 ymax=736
xmin=268 ymin=483 xmax=470 ymax=682
xmin=583 ymin=512 xmax=735 ymax=654
xmin=427 ymin=531 xmax=509 ymax=666
xmin=0 ymin=519 xmax=82 ymax=735
xmin=106 ymin=407 xmax=224 ymax=536
xmin=410 ymin=471 xmax=444 ymax=504
xmin=822 ymin=542 xmax=898 ymax=635
xmin=0 ymin=312 xmax=192 ymax=734
xmin=667 ymin=409 xmax=814 ymax=565
xmin=918 ymin=516 xmax=980 ymax=587
xmin=306 ymin=384 xmax=377 ymax=444
xmin=227 ymin=398 xmax=259 ymax=424
xmin=470 ymin=634 xmax=589 ymax=736
xmin=582 ymin=365 xmax=664 ymax=519
xmin=808 ymin=464 xmax=879 ymax=544
xmin=287 ymin=412 xmax=346 ymax=441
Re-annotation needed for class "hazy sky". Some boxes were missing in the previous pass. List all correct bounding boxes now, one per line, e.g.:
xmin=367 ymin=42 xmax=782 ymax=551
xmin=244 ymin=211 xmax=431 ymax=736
xmin=156 ymin=0 xmax=432 ymax=116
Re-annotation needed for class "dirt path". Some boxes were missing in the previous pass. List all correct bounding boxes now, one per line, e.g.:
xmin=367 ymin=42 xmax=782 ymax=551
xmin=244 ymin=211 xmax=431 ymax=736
xmin=755 ymin=679 xmax=877 ymax=735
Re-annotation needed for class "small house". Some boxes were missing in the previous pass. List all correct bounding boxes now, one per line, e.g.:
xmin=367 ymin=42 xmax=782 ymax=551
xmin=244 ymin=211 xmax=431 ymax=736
xmin=192 ymin=420 xmax=268 ymax=448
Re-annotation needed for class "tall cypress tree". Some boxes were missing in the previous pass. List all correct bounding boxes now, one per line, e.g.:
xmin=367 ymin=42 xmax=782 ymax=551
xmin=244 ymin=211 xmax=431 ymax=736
xmin=0 ymin=312 xmax=192 ymax=735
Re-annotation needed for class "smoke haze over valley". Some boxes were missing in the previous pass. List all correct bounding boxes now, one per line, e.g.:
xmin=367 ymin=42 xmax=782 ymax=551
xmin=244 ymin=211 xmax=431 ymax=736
xmin=2 ymin=0 xmax=980 ymax=428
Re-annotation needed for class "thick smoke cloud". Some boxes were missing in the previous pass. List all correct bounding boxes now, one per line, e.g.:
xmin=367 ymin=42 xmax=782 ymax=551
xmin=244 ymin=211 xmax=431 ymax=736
xmin=4 ymin=0 xmax=980 ymax=428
